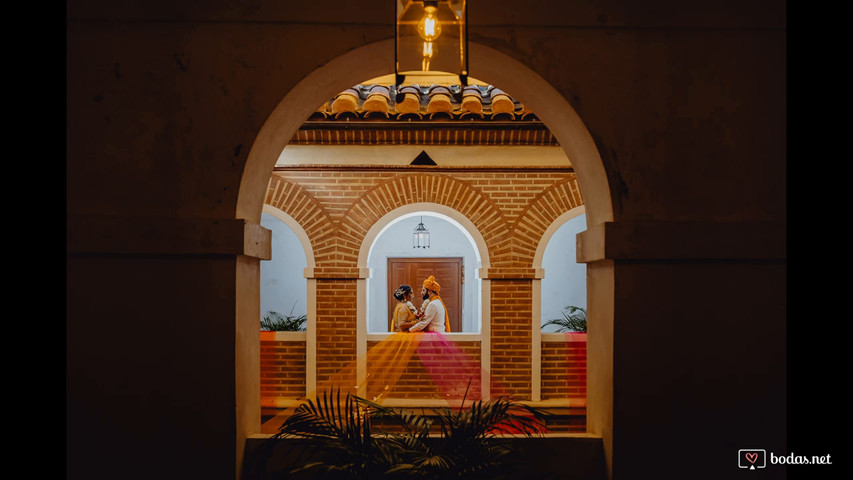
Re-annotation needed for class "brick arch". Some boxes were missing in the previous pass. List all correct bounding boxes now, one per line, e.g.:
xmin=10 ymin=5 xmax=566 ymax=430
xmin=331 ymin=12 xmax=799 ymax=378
xmin=265 ymin=175 xmax=336 ymax=260
xmin=337 ymin=173 xmax=510 ymax=265
xmin=509 ymin=175 xmax=585 ymax=267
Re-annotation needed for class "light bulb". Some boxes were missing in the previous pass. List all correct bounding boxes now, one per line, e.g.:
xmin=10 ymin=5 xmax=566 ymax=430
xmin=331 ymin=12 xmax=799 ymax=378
xmin=417 ymin=4 xmax=441 ymax=42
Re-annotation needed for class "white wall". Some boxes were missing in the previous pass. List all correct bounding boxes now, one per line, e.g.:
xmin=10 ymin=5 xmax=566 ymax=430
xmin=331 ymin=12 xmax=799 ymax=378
xmin=278 ymin=145 xmax=570 ymax=167
xmin=260 ymin=212 xmax=308 ymax=319
xmin=540 ymin=213 xmax=587 ymax=332
xmin=366 ymin=212 xmax=480 ymax=333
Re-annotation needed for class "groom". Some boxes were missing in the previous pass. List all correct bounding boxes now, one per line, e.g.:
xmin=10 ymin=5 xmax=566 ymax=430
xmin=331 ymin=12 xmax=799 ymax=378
xmin=407 ymin=275 xmax=450 ymax=333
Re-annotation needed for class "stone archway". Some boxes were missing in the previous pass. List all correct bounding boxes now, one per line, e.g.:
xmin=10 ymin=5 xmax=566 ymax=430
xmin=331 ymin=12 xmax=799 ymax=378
xmin=238 ymin=40 xmax=611 ymax=225
xmin=240 ymin=37 xmax=615 ymax=466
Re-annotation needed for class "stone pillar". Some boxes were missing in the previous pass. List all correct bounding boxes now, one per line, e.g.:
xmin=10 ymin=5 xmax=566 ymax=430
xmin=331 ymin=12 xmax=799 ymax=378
xmin=578 ymin=221 xmax=786 ymax=478
xmin=67 ymin=216 xmax=270 ymax=480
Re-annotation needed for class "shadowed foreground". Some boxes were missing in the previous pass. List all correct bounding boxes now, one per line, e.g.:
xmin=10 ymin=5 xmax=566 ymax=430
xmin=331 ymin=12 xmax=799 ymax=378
xmin=244 ymin=433 xmax=606 ymax=480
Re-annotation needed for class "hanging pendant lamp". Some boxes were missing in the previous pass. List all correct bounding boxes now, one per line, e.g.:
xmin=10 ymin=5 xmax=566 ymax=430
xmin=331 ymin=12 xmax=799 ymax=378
xmin=413 ymin=216 xmax=431 ymax=248
xmin=395 ymin=0 xmax=468 ymax=86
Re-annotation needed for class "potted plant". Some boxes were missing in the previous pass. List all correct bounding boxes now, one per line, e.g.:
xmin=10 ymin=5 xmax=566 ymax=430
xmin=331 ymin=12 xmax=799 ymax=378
xmin=541 ymin=306 xmax=587 ymax=333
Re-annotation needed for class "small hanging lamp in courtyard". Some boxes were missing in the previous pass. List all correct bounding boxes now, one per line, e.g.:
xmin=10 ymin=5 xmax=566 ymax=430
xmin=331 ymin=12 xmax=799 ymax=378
xmin=396 ymin=0 xmax=468 ymax=86
xmin=413 ymin=216 xmax=431 ymax=248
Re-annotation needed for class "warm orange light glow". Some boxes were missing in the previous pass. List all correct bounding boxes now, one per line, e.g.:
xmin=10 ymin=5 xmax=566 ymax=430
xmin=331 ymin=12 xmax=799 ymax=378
xmin=396 ymin=0 xmax=468 ymax=83
xmin=310 ymin=333 xmax=423 ymax=402
xmin=305 ymin=332 xmax=497 ymax=406
xmin=264 ymin=332 xmax=550 ymax=432
xmin=422 ymin=42 xmax=434 ymax=71
xmin=417 ymin=6 xmax=441 ymax=42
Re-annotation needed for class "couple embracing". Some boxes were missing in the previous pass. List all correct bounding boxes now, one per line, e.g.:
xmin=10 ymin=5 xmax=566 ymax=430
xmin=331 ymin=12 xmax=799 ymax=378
xmin=390 ymin=275 xmax=451 ymax=333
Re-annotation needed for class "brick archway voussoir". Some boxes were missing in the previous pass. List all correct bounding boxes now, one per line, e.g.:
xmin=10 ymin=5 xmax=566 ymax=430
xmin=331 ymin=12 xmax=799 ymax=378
xmin=506 ymin=176 xmax=584 ymax=268
xmin=266 ymin=175 xmax=336 ymax=250
xmin=340 ymin=173 xmax=510 ymax=253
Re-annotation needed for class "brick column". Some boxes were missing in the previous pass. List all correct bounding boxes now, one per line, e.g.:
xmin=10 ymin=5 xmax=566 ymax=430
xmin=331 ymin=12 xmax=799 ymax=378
xmin=488 ymin=276 xmax=534 ymax=400
xmin=314 ymin=278 xmax=359 ymax=385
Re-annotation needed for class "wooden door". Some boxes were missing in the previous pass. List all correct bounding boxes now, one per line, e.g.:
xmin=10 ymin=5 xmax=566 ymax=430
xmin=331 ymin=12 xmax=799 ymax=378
xmin=387 ymin=257 xmax=463 ymax=332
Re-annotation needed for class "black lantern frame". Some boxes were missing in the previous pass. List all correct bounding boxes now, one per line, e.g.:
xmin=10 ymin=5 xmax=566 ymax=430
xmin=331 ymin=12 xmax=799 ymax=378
xmin=413 ymin=216 xmax=431 ymax=249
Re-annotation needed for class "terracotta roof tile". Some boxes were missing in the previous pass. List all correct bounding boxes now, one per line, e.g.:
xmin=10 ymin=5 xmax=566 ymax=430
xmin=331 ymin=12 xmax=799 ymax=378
xmin=297 ymin=83 xmax=558 ymax=146
xmin=322 ymin=83 xmax=527 ymax=118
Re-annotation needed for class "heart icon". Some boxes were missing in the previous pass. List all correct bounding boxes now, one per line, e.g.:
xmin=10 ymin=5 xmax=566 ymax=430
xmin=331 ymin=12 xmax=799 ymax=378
xmin=745 ymin=452 xmax=758 ymax=464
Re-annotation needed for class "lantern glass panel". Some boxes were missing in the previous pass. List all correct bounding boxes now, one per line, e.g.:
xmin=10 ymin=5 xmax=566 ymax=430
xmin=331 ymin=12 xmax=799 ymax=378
xmin=396 ymin=0 xmax=467 ymax=83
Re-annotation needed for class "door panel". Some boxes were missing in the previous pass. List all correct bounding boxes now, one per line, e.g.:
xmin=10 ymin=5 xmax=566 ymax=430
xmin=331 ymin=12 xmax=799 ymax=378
xmin=387 ymin=257 xmax=463 ymax=332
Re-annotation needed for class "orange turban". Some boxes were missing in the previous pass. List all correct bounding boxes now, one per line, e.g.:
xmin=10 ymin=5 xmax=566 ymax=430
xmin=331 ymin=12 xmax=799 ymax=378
xmin=422 ymin=275 xmax=441 ymax=292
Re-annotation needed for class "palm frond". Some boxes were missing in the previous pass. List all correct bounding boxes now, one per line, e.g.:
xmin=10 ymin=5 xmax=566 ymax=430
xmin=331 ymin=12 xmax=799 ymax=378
xmin=542 ymin=305 xmax=587 ymax=332
xmin=263 ymin=388 xmax=550 ymax=479
xmin=261 ymin=302 xmax=308 ymax=331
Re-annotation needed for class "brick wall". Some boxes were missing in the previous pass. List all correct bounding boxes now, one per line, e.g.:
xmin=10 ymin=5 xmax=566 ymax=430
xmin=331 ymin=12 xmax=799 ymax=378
xmin=316 ymin=280 xmax=358 ymax=384
xmin=265 ymin=165 xmax=584 ymax=405
xmin=266 ymin=167 xmax=582 ymax=275
xmin=260 ymin=337 xmax=306 ymax=402
xmin=541 ymin=334 xmax=587 ymax=400
xmin=490 ymin=280 xmax=533 ymax=398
